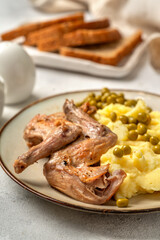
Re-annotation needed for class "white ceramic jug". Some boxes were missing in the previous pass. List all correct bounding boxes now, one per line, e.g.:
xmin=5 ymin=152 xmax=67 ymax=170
xmin=0 ymin=42 xmax=36 ymax=104
xmin=0 ymin=76 xmax=4 ymax=120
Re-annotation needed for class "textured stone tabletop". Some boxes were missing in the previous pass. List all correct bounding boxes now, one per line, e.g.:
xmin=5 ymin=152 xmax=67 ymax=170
xmin=0 ymin=1 xmax=160 ymax=240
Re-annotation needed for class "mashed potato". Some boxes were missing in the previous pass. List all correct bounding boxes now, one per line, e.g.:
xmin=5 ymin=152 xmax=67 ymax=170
xmin=95 ymin=99 xmax=160 ymax=199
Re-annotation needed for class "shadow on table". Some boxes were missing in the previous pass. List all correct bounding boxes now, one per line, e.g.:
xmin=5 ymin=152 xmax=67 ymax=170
xmin=10 ymin=94 xmax=40 ymax=110
xmin=27 ymin=190 xmax=160 ymax=240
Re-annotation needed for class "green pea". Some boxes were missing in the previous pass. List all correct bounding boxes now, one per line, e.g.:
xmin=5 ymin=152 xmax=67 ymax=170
xmin=107 ymin=95 xmax=116 ymax=104
xmin=116 ymin=97 xmax=125 ymax=104
xmin=137 ymin=112 xmax=148 ymax=123
xmin=150 ymin=136 xmax=159 ymax=145
xmin=128 ymin=130 xmax=138 ymax=141
xmin=88 ymin=92 xmax=95 ymax=98
xmin=113 ymin=147 xmax=123 ymax=157
xmin=141 ymin=133 xmax=151 ymax=142
xmin=101 ymin=87 xmax=110 ymax=95
xmin=137 ymin=123 xmax=147 ymax=135
xmin=119 ymin=115 xmax=128 ymax=124
xmin=110 ymin=112 xmax=117 ymax=122
xmin=110 ymin=92 xmax=117 ymax=97
xmin=76 ymin=101 xmax=83 ymax=107
xmin=101 ymin=93 xmax=108 ymax=102
xmin=89 ymin=100 xmax=97 ymax=106
xmin=153 ymin=145 xmax=160 ymax=154
xmin=145 ymin=114 xmax=151 ymax=125
xmin=95 ymin=95 xmax=101 ymax=102
xmin=125 ymin=100 xmax=137 ymax=107
xmin=118 ymin=93 xmax=124 ymax=98
xmin=85 ymin=96 xmax=94 ymax=102
xmin=128 ymin=116 xmax=138 ymax=124
xmin=147 ymin=107 xmax=152 ymax=113
xmin=121 ymin=145 xmax=131 ymax=155
xmin=127 ymin=123 xmax=137 ymax=131
xmin=97 ymin=102 xmax=103 ymax=109
xmin=116 ymin=198 xmax=129 ymax=207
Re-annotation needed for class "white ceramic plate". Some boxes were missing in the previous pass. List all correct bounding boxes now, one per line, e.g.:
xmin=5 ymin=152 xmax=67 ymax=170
xmin=1 ymin=89 xmax=160 ymax=214
xmin=23 ymin=42 xmax=146 ymax=79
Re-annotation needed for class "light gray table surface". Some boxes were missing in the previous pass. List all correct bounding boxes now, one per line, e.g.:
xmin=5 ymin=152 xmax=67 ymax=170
xmin=0 ymin=1 xmax=160 ymax=240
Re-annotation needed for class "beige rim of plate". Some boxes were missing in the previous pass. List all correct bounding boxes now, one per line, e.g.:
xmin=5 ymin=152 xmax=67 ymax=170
xmin=1 ymin=89 xmax=160 ymax=214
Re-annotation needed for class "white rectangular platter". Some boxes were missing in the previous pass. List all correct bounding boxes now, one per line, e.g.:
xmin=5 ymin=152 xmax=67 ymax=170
xmin=23 ymin=40 xmax=147 ymax=78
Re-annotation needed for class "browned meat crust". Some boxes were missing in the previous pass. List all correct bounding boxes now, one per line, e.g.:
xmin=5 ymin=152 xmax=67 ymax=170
xmin=23 ymin=112 xmax=66 ymax=147
xmin=14 ymin=117 xmax=82 ymax=173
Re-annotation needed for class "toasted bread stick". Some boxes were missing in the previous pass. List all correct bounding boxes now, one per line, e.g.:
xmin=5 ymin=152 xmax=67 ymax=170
xmin=25 ymin=18 xmax=110 ymax=46
xmin=24 ymin=20 xmax=84 ymax=46
xmin=1 ymin=12 xmax=84 ymax=41
xmin=60 ymin=31 xmax=142 ymax=66
xmin=38 ymin=28 xmax=121 ymax=52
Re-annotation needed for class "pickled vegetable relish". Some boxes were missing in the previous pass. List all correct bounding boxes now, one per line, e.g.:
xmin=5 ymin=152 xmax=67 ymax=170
xmin=94 ymin=95 xmax=160 ymax=200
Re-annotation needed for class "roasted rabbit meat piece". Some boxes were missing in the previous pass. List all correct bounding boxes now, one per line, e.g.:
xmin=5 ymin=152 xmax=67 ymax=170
xmin=64 ymin=99 xmax=117 ymax=140
xmin=23 ymin=108 xmax=95 ymax=148
xmin=44 ymin=138 xmax=126 ymax=204
xmin=14 ymin=116 xmax=82 ymax=173
xmin=14 ymin=99 xmax=126 ymax=204
xmin=24 ymin=112 xmax=66 ymax=147
xmin=43 ymin=100 xmax=124 ymax=204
